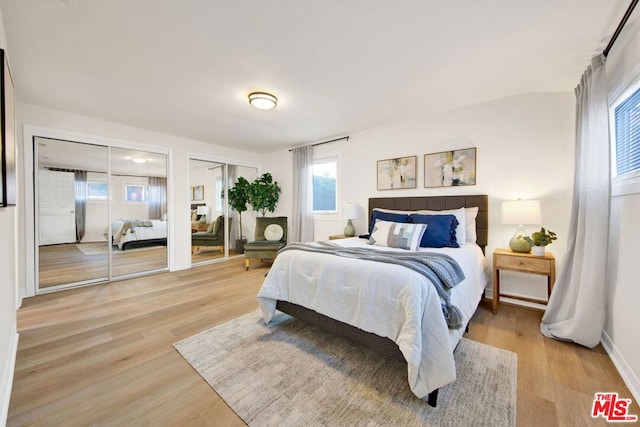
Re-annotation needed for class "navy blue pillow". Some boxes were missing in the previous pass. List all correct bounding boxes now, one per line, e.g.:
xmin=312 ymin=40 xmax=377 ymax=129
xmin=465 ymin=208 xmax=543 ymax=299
xmin=368 ymin=210 xmax=411 ymax=234
xmin=410 ymin=214 xmax=459 ymax=248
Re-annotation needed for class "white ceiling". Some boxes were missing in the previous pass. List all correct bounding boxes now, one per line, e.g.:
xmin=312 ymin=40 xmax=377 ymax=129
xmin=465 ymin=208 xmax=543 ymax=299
xmin=1 ymin=1 xmax=629 ymax=153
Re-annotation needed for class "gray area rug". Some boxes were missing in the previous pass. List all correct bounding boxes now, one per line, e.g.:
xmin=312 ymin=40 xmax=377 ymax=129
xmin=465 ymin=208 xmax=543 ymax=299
xmin=174 ymin=311 xmax=517 ymax=426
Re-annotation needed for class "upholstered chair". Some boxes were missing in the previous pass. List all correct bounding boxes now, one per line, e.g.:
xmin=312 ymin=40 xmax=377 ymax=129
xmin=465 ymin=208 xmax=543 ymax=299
xmin=243 ymin=216 xmax=288 ymax=270
xmin=191 ymin=215 xmax=231 ymax=253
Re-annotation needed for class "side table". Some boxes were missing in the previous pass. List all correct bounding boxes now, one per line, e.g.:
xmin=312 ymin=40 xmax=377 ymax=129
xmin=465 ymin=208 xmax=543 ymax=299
xmin=492 ymin=248 xmax=556 ymax=314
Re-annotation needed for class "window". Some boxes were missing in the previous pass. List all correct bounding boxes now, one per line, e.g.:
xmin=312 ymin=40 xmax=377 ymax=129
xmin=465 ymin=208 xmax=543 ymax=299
xmin=87 ymin=182 xmax=108 ymax=200
xmin=125 ymin=185 xmax=147 ymax=202
xmin=613 ymin=86 xmax=640 ymax=179
xmin=312 ymin=157 xmax=337 ymax=213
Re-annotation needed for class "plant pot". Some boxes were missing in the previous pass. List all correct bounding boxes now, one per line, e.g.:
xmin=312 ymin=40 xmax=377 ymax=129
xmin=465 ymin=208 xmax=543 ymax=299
xmin=235 ymin=238 xmax=247 ymax=254
xmin=531 ymin=246 xmax=545 ymax=256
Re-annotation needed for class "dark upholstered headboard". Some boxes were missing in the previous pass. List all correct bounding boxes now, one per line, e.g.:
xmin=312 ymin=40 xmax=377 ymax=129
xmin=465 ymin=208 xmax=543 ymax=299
xmin=368 ymin=195 xmax=489 ymax=253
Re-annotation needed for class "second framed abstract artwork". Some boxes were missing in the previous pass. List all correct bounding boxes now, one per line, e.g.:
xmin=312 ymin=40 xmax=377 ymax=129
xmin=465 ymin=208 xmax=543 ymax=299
xmin=424 ymin=148 xmax=476 ymax=188
xmin=377 ymin=156 xmax=417 ymax=190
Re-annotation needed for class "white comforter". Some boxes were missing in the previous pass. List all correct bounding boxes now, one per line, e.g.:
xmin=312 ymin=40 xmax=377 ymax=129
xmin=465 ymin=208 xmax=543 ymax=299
xmin=107 ymin=220 xmax=167 ymax=250
xmin=257 ymin=238 xmax=489 ymax=398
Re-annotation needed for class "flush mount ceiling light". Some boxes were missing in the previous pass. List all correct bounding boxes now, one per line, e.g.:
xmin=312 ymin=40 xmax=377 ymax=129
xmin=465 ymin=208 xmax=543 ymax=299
xmin=131 ymin=157 xmax=148 ymax=164
xmin=248 ymin=92 xmax=278 ymax=110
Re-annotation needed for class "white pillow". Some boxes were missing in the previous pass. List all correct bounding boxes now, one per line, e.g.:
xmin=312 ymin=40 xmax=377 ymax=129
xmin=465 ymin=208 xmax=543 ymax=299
xmin=264 ymin=224 xmax=284 ymax=241
xmin=368 ymin=220 xmax=427 ymax=251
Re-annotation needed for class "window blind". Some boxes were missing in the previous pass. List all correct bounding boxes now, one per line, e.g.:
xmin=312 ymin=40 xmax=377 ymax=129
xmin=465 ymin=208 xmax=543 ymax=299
xmin=614 ymin=87 xmax=640 ymax=177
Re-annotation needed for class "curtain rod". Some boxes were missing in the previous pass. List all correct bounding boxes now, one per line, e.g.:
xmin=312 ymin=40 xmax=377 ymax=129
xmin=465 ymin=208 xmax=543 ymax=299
xmin=288 ymin=136 xmax=349 ymax=152
xmin=604 ymin=0 xmax=639 ymax=57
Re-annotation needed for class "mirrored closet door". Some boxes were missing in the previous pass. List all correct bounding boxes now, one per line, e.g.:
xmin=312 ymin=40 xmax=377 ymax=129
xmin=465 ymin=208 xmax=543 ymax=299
xmin=189 ymin=159 xmax=257 ymax=265
xmin=35 ymin=137 xmax=169 ymax=291
xmin=37 ymin=138 xmax=109 ymax=288
xmin=110 ymin=147 xmax=168 ymax=278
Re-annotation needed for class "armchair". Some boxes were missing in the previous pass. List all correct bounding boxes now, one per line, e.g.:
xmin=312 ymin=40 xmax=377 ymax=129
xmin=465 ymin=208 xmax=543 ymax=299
xmin=191 ymin=215 xmax=231 ymax=254
xmin=244 ymin=216 xmax=287 ymax=270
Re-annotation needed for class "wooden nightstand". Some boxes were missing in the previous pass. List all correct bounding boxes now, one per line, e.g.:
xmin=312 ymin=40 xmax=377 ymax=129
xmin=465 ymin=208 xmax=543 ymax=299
xmin=191 ymin=222 xmax=210 ymax=233
xmin=328 ymin=234 xmax=349 ymax=240
xmin=492 ymin=248 xmax=556 ymax=314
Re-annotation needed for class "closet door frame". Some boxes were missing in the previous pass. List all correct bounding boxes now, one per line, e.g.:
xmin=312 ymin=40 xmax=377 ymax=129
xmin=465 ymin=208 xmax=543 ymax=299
xmin=23 ymin=124 xmax=171 ymax=297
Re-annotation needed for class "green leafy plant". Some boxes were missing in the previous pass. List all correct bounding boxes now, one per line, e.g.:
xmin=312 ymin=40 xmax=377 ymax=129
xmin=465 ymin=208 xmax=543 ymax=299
xmin=248 ymin=172 xmax=282 ymax=216
xmin=524 ymin=227 xmax=557 ymax=247
xmin=227 ymin=176 xmax=251 ymax=238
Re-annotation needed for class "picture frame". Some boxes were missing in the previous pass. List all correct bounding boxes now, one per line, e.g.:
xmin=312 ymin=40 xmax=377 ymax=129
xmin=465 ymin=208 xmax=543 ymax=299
xmin=376 ymin=155 xmax=417 ymax=190
xmin=193 ymin=185 xmax=204 ymax=201
xmin=424 ymin=147 xmax=476 ymax=188
xmin=1 ymin=48 xmax=16 ymax=207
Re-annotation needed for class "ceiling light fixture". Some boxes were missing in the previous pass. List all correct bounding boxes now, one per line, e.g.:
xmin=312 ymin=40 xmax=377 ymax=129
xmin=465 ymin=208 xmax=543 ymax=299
xmin=131 ymin=157 xmax=148 ymax=164
xmin=248 ymin=92 xmax=278 ymax=110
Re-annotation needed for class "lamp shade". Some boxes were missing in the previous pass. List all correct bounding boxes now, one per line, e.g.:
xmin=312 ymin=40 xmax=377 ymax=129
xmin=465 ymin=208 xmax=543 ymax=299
xmin=343 ymin=203 xmax=359 ymax=220
xmin=196 ymin=205 xmax=209 ymax=216
xmin=501 ymin=200 xmax=541 ymax=225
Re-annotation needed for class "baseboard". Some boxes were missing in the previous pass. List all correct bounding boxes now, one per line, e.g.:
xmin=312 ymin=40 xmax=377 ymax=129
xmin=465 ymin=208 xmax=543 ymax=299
xmin=601 ymin=330 xmax=640 ymax=404
xmin=0 ymin=330 xmax=19 ymax=426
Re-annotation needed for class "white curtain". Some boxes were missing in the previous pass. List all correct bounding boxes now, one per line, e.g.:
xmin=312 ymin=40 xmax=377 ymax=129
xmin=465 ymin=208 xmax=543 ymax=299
xmin=540 ymin=55 xmax=611 ymax=348
xmin=148 ymin=176 xmax=167 ymax=220
xmin=291 ymin=145 xmax=314 ymax=242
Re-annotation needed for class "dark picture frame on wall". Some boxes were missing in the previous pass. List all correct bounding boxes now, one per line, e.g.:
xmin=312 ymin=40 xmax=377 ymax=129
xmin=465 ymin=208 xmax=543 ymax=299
xmin=1 ymin=48 xmax=16 ymax=207
xmin=376 ymin=155 xmax=417 ymax=190
xmin=424 ymin=147 xmax=477 ymax=188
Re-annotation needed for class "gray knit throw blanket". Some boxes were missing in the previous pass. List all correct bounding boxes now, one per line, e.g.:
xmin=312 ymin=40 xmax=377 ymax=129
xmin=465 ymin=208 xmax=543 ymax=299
xmin=280 ymin=242 xmax=466 ymax=329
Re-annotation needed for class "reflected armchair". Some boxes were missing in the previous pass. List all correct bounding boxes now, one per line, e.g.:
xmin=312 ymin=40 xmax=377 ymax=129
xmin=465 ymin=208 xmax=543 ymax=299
xmin=191 ymin=215 xmax=231 ymax=254
xmin=244 ymin=216 xmax=287 ymax=270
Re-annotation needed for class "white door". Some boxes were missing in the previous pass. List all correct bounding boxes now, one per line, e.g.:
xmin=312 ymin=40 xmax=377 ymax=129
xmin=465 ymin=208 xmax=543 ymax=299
xmin=39 ymin=169 xmax=77 ymax=245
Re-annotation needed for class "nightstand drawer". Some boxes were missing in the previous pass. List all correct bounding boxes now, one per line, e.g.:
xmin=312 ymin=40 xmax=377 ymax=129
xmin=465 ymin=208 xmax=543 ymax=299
xmin=495 ymin=255 xmax=551 ymax=273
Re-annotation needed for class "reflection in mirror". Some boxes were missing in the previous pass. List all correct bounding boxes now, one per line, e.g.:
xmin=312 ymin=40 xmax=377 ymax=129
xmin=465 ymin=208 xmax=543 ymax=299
xmin=110 ymin=147 xmax=168 ymax=277
xmin=37 ymin=137 xmax=109 ymax=288
xmin=189 ymin=160 xmax=258 ymax=264
xmin=190 ymin=159 xmax=226 ymax=264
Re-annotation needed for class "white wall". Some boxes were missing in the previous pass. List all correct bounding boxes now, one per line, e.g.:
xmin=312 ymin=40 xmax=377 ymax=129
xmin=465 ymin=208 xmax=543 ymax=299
xmin=18 ymin=102 xmax=262 ymax=296
xmin=264 ymin=92 xmax=575 ymax=304
xmin=83 ymin=172 xmax=108 ymax=242
xmin=0 ymin=5 xmax=19 ymax=425
xmin=603 ymin=11 xmax=640 ymax=403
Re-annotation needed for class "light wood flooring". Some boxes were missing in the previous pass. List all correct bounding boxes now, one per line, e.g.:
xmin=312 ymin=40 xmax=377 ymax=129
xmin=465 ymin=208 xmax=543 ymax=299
xmin=39 ymin=243 xmax=168 ymax=288
xmin=8 ymin=260 xmax=638 ymax=426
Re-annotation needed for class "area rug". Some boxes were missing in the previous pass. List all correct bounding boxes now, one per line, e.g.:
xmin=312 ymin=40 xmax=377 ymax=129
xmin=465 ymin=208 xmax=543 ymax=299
xmin=174 ymin=311 xmax=517 ymax=426
xmin=75 ymin=242 xmax=164 ymax=255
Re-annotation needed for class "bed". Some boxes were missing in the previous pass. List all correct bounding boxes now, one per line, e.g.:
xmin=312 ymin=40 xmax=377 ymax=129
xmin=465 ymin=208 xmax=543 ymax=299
xmin=257 ymin=195 xmax=489 ymax=406
xmin=106 ymin=219 xmax=168 ymax=250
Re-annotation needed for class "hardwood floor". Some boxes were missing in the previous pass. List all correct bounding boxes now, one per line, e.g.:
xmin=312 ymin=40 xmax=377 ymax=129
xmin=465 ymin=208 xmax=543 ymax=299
xmin=8 ymin=260 xmax=638 ymax=426
xmin=39 ymin=243 xmax=168 ymax=288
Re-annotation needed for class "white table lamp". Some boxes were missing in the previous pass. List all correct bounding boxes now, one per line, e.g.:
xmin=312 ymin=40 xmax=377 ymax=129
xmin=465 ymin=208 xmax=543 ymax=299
xmin=501 ymin=199 xmax=541 ymax=253
xmin=343 ymin=203 xmax=359 ymax=237
xmin=196 ymin=205 xmax=209 ymax=222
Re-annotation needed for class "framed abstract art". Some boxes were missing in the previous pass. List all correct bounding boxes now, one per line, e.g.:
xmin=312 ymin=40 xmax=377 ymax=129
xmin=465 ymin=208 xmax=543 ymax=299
xmin=424 ymin=148 xmax=476 ymax=188
xmin=377 ymin=155 xmax=417 ymax=190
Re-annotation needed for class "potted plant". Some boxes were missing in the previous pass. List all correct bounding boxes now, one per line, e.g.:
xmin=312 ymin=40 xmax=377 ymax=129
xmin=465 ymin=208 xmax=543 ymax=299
xmin=524 ymin=227 xmax=557 ymax=256
xmin=247 ymin=172 xmax=282 ymax=216
xmin=228 ymin=176 xmax=251 ymax=253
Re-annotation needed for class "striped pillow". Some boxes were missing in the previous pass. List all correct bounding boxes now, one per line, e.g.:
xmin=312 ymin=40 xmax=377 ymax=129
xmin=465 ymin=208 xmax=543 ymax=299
xmin=368 ymin=220 xmax=428 ymax=251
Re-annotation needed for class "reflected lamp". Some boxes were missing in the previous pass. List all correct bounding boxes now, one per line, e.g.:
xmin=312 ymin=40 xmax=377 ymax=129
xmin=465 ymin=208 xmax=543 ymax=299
xmin=197 ymin=205 xmax=209 ymax=223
